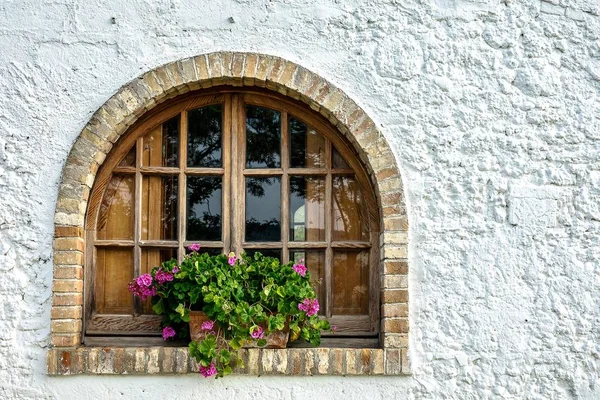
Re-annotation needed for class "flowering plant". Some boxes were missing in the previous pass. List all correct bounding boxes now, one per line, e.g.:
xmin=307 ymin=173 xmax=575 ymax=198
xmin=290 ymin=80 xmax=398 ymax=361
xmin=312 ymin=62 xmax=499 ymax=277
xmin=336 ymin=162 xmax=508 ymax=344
xmin=128 ymin=248 xmax=331 ymax=378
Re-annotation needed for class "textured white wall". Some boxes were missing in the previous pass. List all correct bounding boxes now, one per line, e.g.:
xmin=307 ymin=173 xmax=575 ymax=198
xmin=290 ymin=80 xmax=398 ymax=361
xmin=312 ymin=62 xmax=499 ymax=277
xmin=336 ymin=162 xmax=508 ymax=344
xmin=1 ymin=0 xmax=599 ymax=398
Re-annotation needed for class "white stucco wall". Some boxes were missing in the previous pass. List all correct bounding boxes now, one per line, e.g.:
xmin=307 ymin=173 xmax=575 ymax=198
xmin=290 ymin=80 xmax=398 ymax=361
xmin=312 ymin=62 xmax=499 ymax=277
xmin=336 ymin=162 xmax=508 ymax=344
xmin=1 ymin=0 xmax=599 ymax=398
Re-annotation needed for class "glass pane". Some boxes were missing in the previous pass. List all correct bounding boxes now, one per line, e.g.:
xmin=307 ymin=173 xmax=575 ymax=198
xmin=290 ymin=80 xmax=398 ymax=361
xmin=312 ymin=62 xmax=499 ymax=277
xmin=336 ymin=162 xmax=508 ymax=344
xmin=332 ymin=146 xmax=350 ymax=169
xmin=188 ymin=105 xmax=222 ymax=168
xmin=142 ymin=116 xmax=179 ymax=167
xmin=246 ymin=106 xmax=281 ymax=168
xmin=141 ymin=248 xmax=177 ymax=314
xmin=290 ymin=251 xmax=325 ymax=315
xmin=142 ymin=176 xmax=178 ymax=240
xmin=95 ymin=247 xmax=134 ymax=314
xmin=119 ymin=147 xmax=136 ymax=167
xmin=333 ymin=250 xmax=369 ymax=315
xmin=289 ymin=118 xmax=326 ymax=168
xmin=97 ymin=175 xmax=134 ymax=240
xmin=245 ymin=249 xmax=281 ymax=262
xmin=187 ymin=176 xmax=222 ymax=241
xmin=290 ymin=176 xmax=325 ymax=242
xmin=332 ymin=176 xmax=369 ymax=241
xmin=245 ymin=177 xmax=281 ymax=241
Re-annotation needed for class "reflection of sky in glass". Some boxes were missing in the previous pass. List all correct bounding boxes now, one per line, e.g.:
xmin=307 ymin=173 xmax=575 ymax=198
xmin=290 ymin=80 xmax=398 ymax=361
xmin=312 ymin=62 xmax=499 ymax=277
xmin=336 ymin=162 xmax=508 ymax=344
xmin=245 ymin=177 xmax=281 ymax=241
xmin=246 ymin=178 xmax=280 ymax=221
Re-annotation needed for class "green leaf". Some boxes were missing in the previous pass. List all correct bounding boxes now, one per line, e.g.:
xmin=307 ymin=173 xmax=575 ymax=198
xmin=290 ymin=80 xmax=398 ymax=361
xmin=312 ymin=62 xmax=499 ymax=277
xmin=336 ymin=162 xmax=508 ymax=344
xmin=152 ymin=298 xmax=165 ymax=315
xmin=256 ymin=339 xmax=267 ymax=347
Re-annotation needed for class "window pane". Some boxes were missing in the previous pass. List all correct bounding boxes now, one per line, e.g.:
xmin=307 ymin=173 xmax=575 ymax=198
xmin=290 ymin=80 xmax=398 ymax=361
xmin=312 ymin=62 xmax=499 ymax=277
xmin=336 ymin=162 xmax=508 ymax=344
xmin=187 ymin=176 xmax=222 ymax=241
xmin=141 ymin=248 xmax=177 ymax=314
xmin=332 ymin=250 xmax=369 ymax=315
xmin=290 ymin=250 xmax=325 ymax=315
xmin=97 ymin=175 xmax=134 ymax=240
xmin=245 ymin=177 xmax=281 ymax=241
xmin=289 ymin=118 xmax=326 ymax=168
xmin=245 ymin=249 xmax=281 ymax=262
xmin=95 ymin=247 xmax=134 ymax=314
xmin=142 ymin=116 xmax=179 ymax=167
xmin=246 ymin=106 xmax=281 ymax=168
xmin=332 ymin=146 xmax=350 ymax=169
xmin=187 ymin=105 xmax=222 ymax=167
xmin=119 ymin=147 xmax=136 ymax=167
xmin=142 ymin=176 xmax=178 ymax=240
xmin=332 ymin=176 xmax=369 ymax=241
xmin=290 ymin=176 xmax=325 ymax=242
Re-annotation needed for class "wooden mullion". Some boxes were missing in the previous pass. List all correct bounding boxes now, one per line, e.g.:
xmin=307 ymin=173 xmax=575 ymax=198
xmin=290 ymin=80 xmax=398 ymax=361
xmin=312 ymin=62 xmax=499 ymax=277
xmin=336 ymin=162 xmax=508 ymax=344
xmin=284 ymin=168 xmax=327 ymax=175
xmin=178 ymin=111 xmax=188 ymax=263
xmin=222 ymin=95 xmax=232 ymax=254
xmin=231 ymin=94 xmax=245 ymax=255
xmin=94 ymin=240 xmax=135 ymax=247
xmin=287 ymin=242 xmax=328 ymax=249
xmin=325 ymin=139 xmax=333 ymax=319
xmin=242 ymin=168 xmax=283 ymax=176
xmin=182 ymin=241 xmax=224 ymax=248
xmin=112 ymin=166 xmax=136 ymax=174
xmin=330 ymin=241 xmax=372 ymax=249
xmin=281 ymin=111 xmax=290 ymax=264
xmin=139 ymin=166 xmax=179 ymax=174
xmin=241 ymin=242 xmax=283 ymax=249
xmin=133 ymin=137 xmax=143 ymax=315
xmin=184 ymin=167 xmax=225 ymax=175
xmin=139 ymin=240 xmax=179 ymax=247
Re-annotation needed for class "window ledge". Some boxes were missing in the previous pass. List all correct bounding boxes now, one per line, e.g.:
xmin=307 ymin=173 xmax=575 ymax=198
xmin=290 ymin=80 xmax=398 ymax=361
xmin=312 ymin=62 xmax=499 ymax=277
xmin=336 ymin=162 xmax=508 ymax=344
xmin=47 ymin=347 xmax=409 ymax=376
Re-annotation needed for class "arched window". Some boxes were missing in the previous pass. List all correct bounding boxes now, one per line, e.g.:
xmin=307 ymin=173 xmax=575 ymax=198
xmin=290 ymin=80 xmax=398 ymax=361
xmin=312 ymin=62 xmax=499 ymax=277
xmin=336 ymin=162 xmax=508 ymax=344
xmin=84 ymin=88 xmax=380 ymax=345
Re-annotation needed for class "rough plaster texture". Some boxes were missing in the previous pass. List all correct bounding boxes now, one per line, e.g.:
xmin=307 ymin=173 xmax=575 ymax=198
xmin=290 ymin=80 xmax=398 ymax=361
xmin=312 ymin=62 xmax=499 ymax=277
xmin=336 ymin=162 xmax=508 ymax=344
xmin=1 ymin=0 xmax=599 ymax=398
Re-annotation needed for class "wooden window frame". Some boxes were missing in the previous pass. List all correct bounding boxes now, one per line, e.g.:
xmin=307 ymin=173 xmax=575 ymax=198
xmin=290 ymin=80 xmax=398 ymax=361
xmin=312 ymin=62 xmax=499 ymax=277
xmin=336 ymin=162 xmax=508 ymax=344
xmin=83 ymin=87 xmax=380 ymax=346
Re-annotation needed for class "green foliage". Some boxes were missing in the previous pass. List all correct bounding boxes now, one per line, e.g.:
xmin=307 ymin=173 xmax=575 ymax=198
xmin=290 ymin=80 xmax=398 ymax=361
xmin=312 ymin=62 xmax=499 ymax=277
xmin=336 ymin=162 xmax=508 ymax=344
xmin=138 ymin=250 xmax=332 ymax=378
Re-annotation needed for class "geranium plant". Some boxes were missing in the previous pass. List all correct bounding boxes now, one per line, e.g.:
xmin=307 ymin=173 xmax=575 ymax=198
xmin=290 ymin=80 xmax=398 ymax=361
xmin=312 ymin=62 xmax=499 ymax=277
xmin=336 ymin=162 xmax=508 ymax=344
xmin=127 ymin=247 xmax=331 ymax=378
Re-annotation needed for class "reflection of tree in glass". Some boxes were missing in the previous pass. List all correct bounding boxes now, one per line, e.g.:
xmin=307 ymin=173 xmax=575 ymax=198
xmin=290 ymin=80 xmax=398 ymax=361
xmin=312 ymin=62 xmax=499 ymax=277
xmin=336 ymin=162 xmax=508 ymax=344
xmin=289 ymin=118 xmax=325 ymax=169
xmin=333 ymin=176 xmax=366 ymax=240
xmin=188 ymin=106 xmax=222 ymax=168
xmin=246 ymin=106 xmax=281 ymax=168
xmin=245 ymin=217 xmax=281 ymax=241
xmin=161 ymin=177 xmax=179 ymax=240
xmin=162 ymin=117 xmax=180 ymax=167
xmin=187 ymin=177 xmax=222 ymax=241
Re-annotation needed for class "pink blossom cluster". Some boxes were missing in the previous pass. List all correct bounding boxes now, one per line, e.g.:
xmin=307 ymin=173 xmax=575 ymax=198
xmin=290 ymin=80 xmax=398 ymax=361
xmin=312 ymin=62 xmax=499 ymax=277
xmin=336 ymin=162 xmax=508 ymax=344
xmin=292 ymin=262 xmax=307 ymax=277
xmin=228 ymin=252 xmax=237 ymax=266
xmin=127 ymin=273 xmax=157 ymax=300
xmin=250 ymin=326 xmax=264 ymax=339
xmin=298 ymin=298 xmax=319 ymax=317
xmin=199 ymin=362 xmax=217 ymax=377
xmin=155 ymin=268 xmax=174 ymax=284
xmin=162 ymin=326 xmax=176 ymax=340
xmin=201 ymin=320 xmax=215 ymax=332
xmin=188 ymin=243 xmax=201 ymax=252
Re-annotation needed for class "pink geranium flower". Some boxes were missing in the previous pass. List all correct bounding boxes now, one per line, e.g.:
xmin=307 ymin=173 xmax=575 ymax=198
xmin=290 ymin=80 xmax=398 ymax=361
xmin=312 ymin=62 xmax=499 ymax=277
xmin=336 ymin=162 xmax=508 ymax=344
xmin=292 ymin=262 xmax=307 ymax=277
xmin=188 ymin=243 xmax=201 ymax=252
xmin=162 ymin=326 xmax=176 ymax=340
xmin=228 ymin=252 xmax=237 ymax=266
xmin=250 ymin=326 xmax=264 ymax=339
xmin=298 ymin=298 xmax=319 ymax=317
xmin=201 ymin=320 xmax=215 ymax=331
xmin=199 ymin=362 xmax=217 ymax=378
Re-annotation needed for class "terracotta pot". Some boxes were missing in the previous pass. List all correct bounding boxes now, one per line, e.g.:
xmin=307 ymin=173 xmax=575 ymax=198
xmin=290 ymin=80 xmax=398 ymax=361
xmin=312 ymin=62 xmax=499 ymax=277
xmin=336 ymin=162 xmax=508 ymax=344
xmin=188 ymin=310 xmax=289 ymax=348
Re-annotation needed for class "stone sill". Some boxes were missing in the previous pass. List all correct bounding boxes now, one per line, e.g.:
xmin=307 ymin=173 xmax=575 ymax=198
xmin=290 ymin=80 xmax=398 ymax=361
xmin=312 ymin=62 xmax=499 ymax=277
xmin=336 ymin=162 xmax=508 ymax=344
xmin=47 ymin=347 xmax=410 ymax=376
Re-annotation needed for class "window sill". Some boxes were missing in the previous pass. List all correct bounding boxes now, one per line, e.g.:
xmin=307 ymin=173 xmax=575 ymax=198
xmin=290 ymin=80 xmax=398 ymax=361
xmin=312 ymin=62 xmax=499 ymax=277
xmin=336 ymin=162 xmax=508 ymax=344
xmin=47 ymin=346 xmax=409 ymax=376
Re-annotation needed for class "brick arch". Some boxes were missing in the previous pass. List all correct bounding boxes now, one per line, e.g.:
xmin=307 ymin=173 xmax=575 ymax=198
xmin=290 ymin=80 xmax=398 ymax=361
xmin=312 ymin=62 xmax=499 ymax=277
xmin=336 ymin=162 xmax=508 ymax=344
xmin=50 ymin=52 xmax=409 ymax=374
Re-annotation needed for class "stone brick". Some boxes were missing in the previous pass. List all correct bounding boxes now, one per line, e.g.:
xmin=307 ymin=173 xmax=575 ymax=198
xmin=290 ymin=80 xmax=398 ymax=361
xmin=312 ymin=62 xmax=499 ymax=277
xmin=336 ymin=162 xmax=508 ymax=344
xmin=51 ymin=319 xmax=82 ymax=333
xmin=372 ymin=349 xmax=384 ymax=374
xmin=289 ymin=66 xmax=310 ymax=93
xmin=273 ymin=349 xmax=288 ymax=374
xmin=242 ymin=53 xmax=259 ymax=85
xmin=360 ymin=349 xmax=371 ymax=374
xmin=330 ymin=348 xmax=343 ymax=375
xmin=164 ymin=62 xmax=184 ymax=89
xmin=382 ymin=303 xmax=408 ymax=318
xmin=59 ymin=350 xmax=73 ymax=374
xmin=134 ymin=348 xmax=147 ymax=373
xmin=54 ymin=226 xmax=83 ymax=238
xmin=53 ymin=266 xmax=83 ymax=280
xmin=376 ymin=167 xmax=400 ymax=182
xmin=98 ymin=349 xmax=115 ymax=374
xmin=113 ymin=348 xmax=125 ymax=374
xmin=381 ymin=192 xmax=402 ymax=207
xmin=51 ymin=306 xmax=82 ymax=319
xmin=261 ymin=349 xmax=274 ymax=373
xmin=221 ymin=52 xmax=234 ymax=78
xmin=383 ymin=205 xmax=404 ymax=218
xmin=47 ymin=349 xmax=58 ymax=375
xmin=383 ymin=245 xmax=408 ymax=259
xmin=382 ymin=289 xmax=408 ymax=303
xmin=231 ymin=53 xmax=245 ymax=81
xmin=378 ymin=177 xmax=403 ymax=194
xmin=247 ymin=348 xmax=260 ymax=375
xmin=147 ymin=348 xmax=160 ymax=374
xmin=51 ymin=334 xmax=80 ymax=347
xmin=52 ymin=279 xmax=83 ymax=293
xmin=54 ymin=251 xmax=83 ymax=266
xmin=52 ymin=293 xmax=83 ymax=306
xmin=383 ymin=274 xmax=408 ymax=289
xmin=179 ymin=57 xmax=197 ymax=85
xmin=87 ymin=348 xmax=100 ymax=374
xmin=384 ymin=334 xmax=409 ymax=349
xmin=174 ymin=348 xmax=188 ymax=373
xmin=193 ymin=54 xmax=210 ymax=81
xmin=383 ymin=318 xmax=409 ymax=333
xmin=275 ymin=61 xmax=297 ymax=89
xmin=317 ymin=348 xmax=329 ymax=374
xmin=303 ymin=349 xmax=316 ymax=375
xmin=384 ymin=217 xmax=409 ymax=231
xmin=289 ymin=349 xmax=302 ymax=375
xmin=385 ymin=349 xmax=401 ymax=375
xmin=383 ymin=261 xmax=408 ymax=275
xmin=345 ymin=348 xmax=357 ymax=375
xmin=382 ymin=232 xmax=408 ymax=245
xmin=206 ymin=53 xmax=223 ymax=79
xmin=401 ymin=348 xmax=410 ymax=374
xmin=160 ymin=348 xmax=175 ymax=373
xmin=265 ymin=57 xmax=285 ymax=83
